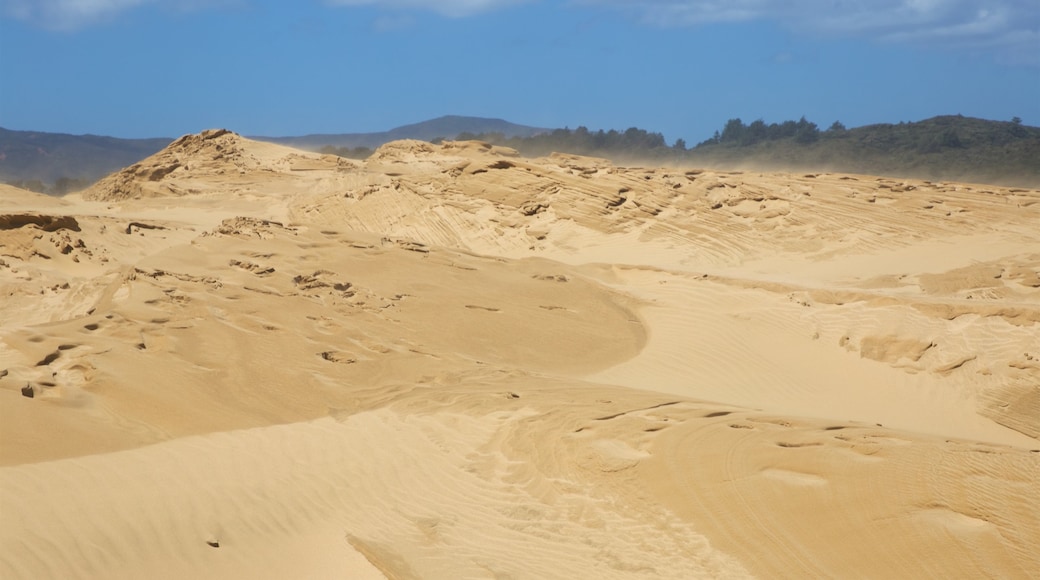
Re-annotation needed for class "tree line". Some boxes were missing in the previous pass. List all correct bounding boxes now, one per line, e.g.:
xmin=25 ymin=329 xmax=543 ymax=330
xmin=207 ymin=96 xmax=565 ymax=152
xmin=331 ymin=117 xmax=847 ymax=160
xmin=457 ymin=126 xmax=672 ymax=158
xmin=699 ymin=117 xmax=835 ymax=147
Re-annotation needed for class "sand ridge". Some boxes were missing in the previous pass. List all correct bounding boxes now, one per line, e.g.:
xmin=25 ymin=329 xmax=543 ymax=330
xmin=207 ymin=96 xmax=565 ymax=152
xmin=1 ymin=130 xmax=1038 ymax=578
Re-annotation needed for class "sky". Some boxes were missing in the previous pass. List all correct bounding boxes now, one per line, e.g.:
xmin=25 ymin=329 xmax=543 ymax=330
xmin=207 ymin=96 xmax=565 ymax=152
xmin=1 ymin=0 xmax=1038 ymax=144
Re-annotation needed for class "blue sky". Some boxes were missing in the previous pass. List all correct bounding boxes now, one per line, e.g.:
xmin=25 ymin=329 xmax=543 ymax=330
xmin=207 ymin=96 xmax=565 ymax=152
xmin=1 ymin=0 xmax=1037 ymax=143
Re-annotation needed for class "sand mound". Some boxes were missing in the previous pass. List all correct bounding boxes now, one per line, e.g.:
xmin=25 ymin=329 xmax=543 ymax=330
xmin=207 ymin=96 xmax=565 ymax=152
xmin=0 ymin=213 xmax=82 ymax=264
xmin=369 ymin=138 xmax=440 ymax=162
xmin=84 ymin=129 xmax=240 ymax=200
xmin=2 ymin=131 xmax=1039 ymax=578
xmin=83 ymin=129 xmax=359 ymax=202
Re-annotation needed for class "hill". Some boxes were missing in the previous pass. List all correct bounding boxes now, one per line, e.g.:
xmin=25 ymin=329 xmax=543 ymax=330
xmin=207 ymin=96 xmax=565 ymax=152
xmin=0 ymin=116 xmax=549 ymax=193
xmin=685 ymin=115 xmax=1040 ymax=188
xmin=0 ymin=127 xmax=172 ymax=193
xmin=254 ymin=114 xmax=550 ymax=150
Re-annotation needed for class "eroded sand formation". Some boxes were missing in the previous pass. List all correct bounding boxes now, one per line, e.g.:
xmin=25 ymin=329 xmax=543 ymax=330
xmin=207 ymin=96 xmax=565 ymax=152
xmin=1 ymin=132 xmax=1038 ymax=578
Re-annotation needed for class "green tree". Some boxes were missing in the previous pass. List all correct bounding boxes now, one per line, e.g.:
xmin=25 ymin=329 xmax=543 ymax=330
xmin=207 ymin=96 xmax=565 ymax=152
xmin=746 ymin=119 xmax=768 ymax=145
xmin=794 ymin=117 xmax=820 ymax=144
xmin=719 ymin=118 xmax=746 ymax=145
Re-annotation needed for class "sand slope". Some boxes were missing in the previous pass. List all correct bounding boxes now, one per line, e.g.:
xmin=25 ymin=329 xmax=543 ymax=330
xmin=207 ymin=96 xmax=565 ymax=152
xmin=2 ymin=131 xmax=1038 ymax=578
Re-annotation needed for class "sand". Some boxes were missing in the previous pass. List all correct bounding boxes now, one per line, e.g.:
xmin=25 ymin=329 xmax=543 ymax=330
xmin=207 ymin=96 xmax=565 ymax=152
xmin=1 ymin=132 xmax=1038 ymax=578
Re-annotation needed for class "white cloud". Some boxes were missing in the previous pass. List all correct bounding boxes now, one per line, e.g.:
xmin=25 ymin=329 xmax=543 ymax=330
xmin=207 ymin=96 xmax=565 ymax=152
xmin=6 ymin=0 xmax=1036 ymax=64
xmin=324 ymin=0 xmax=528 ymax=18
xmin=581 ymin=1 xmax=1033 ymax=42
xmin=575 ymin=0 xmax=1039 ymax=63
xmin=2 ymin=0 xmax=527 ymax=27
xmin=1 ymin=0 xmax=236 ymax=29
xmin=2 ymin=0 xmax=153 ymax=29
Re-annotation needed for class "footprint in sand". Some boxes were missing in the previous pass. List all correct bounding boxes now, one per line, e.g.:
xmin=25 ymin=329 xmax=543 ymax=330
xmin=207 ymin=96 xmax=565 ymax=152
xmin=229 ymin=259 xmax=275 ymax=276
xmin=747 ymin=417 xmax=794 ymax=428
xmin=775 ymin=441 xmax=824 ymax=448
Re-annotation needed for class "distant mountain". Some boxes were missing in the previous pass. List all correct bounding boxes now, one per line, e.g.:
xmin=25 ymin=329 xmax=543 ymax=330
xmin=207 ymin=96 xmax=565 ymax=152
xmin=0 ymin=116 xmax=551 ymax=193
xmin=252 ymin=115 xmax=551 ymax=150
xmin=0 ymin=127 xmax=172 ymax=192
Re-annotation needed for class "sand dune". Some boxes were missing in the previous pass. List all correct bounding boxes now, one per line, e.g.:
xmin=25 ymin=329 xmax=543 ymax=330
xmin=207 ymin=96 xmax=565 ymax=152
xmin=2 ymin=131 xmax=1038 ymax=578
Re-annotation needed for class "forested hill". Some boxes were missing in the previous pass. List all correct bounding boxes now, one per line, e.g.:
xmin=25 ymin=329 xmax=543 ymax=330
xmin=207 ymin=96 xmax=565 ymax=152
xmin=688 ymin=115 xmax=1040 ymax=187
xmin=462 ymin=116 xmax=1040 ymax=188
xmin=0 ymin=128 xmax=172 ymax=194
xmin=258 ymin=115 xmax=548 ymax=150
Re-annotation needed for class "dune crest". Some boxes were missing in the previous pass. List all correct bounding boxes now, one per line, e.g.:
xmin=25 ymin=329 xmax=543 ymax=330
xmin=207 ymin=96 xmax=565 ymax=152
xmin=84 ymin=129 xmax=360 ymax=202
xmin=2 ymin=131 xmax=1038 ymax=578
